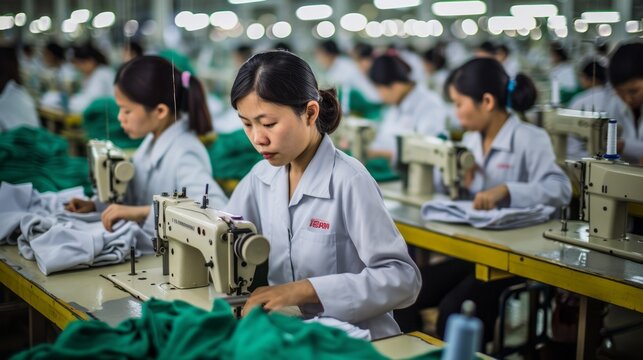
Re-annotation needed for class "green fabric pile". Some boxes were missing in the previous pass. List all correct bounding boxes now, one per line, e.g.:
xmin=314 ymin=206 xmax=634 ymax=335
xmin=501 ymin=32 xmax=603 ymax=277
xmin=12 ymin=298 xmax=389 ymax=359
xmin=208 ymin=129 xmax=263 ymax=181
xmin=365 ymin=157 xmax=400 ymax=183
xmin=338 ymin=87 xmax=384 ymax=121
xmin=82 ymin=97 xmax=143 ymax=150
xmin=0 ymin=127 xmax=91 ymax=193
xmin=158 ymin=49 xmax=196 ymax=75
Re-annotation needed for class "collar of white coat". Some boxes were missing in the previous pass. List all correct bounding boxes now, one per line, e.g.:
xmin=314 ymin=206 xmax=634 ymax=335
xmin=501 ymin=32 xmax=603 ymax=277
xmin=470 ymin=113 xmax=520 ymax=157
xmin=142 ymin=115 xmax=190 ymax=168
xmin=255 ymin=133 xmax=335 ymax=203
xmin=398 ymin=83 xmax=426 ymax=115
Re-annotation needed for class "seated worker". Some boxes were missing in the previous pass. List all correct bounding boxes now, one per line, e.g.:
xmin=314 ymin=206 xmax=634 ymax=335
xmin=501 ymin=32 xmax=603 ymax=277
xmin=224 ymin=50 xmax=421 ymax=339
xmin=368 ymin=52 xmax=448 ymax=163
xmin=423 ymin=46 xmax=449 ymax=98
xmin=395 ymin=58 xmax=571 ymax=344
xmin=41 ymin=41 xmax=77 ymax=93
xmin=604 ymin=42 xmax=643 ymax=164
xmin=66 ymin=56 xmax=227 ymax=250
xmin=68 ymin=43 xmax=115 ymax=113
xmin=0 ymin=46 xmax=39 ymax=131
xmin=567 ymin=59 xmax=610 ymax=159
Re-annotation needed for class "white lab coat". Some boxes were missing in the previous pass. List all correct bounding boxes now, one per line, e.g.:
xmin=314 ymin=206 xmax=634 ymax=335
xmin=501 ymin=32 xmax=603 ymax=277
xmin=399 ymin=49 xmax=427 ymax=85
xmin=69 ymin=65 xmax=115 ymax=114
xmin=326 ymin=56 xmax=381 ymax=103
xmin=427 ymin=69 xmax=449 ymax=98
xmin=461 ymin=114 xmax=571 ymax=208
xmin=567 ymin=85 xmax=614 ymax=159
xmin=604 ymin=95 xmax=643 ymax=163
xmin=0 ymin=80 xmax=40 ymax=131
xmin=96 ymin=118 xmax=227 ymax=246
xmin=502 ymin=55 xmax=521 ymax=78
xmin=225 ymin=134 xmax=421 ymax=339
xmin=549 ymin=62 xmax=578 ymax=91
xmin=370 ymin=84 xmax=448 ymax=161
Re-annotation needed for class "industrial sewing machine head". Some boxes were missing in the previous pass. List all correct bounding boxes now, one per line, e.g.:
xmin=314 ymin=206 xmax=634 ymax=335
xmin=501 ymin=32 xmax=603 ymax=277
xmin=544 ymin=120 xmax=643 ymax=263
xmin=400 ymin=135 xmax=475 ymax=201
xmin=87 ymin=139 xmax=135 ymax=203
xmin=152 ymin=186 xmax=270 ymax=295
xmin=541 ymin=108 xmax=610 ymax=163
xmin=332 ymin=116 xmax=376 ymax=163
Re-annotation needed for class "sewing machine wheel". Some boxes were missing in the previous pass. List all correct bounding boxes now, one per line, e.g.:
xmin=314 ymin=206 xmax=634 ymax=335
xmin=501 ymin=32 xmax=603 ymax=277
xmin=234 ymin=234 xmax=270 ymax=265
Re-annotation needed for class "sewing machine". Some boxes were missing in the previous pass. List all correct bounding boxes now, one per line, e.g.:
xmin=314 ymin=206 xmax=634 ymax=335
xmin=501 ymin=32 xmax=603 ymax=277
xmin=541 ymin=108 xmax=610 ymax=163
xmin=104 ymin=186 xmax=270 ymax=311
xmin=87 ymin=140 xmax=135 ymax=203
xmin=332 ymin=116 xmax=376 ymax=163
xmin=382 ymin=135 xmax=475 ymax=207
xmin=544 ymin=158 xmax=643 ymax=263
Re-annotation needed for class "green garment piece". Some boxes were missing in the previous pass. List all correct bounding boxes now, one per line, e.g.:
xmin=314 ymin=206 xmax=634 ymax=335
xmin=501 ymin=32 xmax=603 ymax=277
xmin=365 ymin=157 xmax=400 ymax=183
xmin=82 ymin=97 xmax=143 ymax=149
xmin=208 ymin=129 xmax=263 ymax=181
xmin=158 ymin=49 xmax=196 ymax=75
xmin=0 ymin=127 xmax=91 ymax=193
xmin=13 ymin=298 xmax=390 ymax=359
xmin=338 ymin=87 xmax=384 ymax=121
xmin=559 ymin=86 xmax=584 ymax=107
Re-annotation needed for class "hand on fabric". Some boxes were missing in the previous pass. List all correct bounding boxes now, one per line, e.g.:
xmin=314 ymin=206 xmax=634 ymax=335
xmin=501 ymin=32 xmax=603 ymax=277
xmin=241 ymin=280 xmax=320 ymax=317
xmin=101 ymin=205 xmax=150 ymax=232
xmin=65 ymin=198 xmax=96 ymax=213
xmin=473 ymin=184 xmax=509 ymax=210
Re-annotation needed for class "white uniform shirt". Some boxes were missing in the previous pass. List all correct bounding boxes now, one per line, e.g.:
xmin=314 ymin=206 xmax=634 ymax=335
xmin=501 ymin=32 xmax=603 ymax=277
xmin=326 ymin=56 xmax=381 ymax=103
xmin=567 ymin=85 xmax=613 ymax=159
xmin=549 ymin=62 xmax=578 ymax=91
xmin=502 ymin=55 xmax=521 ymax=78
xmin=462 ymin=114 xmax=571 ymax=208
xmin=0 ymin=80 xmax=40 ymax=131
xmin=399 ymin=49 xmax=427 ymax=85
xmin=371 ymin=84 xmax=448 ymax=161
xmin=225 ymin=134 xmax=421 ymax=339
xmin=95 ymin=118 xmax=228 ymax=247
xmin=604 ymin=95 xmax=643 ymax=163
xmin=69 ymin=65 xmax=115 ymax=113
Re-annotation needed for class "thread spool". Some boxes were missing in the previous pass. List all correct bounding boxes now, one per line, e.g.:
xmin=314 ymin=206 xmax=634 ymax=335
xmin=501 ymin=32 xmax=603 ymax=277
xmin=603 ymin=119 xmax=620 ymax=160
xmin=550 ymin=79 xmax=560 ymax=107
xmin=442 ymin=300 xmax=482 ymax=360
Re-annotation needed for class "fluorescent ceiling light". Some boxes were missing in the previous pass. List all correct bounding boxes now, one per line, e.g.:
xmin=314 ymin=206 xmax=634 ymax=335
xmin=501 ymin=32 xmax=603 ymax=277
xmin=272 ymin=21 xmax=292 ymax=38
xmin=340 ymin=13 xmax=367 ymax=32
xmin=547 ymin=15 xmax=566 ymax=29
xmin=37 ymin=16 xmax=51 ymax=31
xmin=510 ymin=4 xmax=557 ymax=18
xmin=175 ymin=11 xmax=192 ymax=28
xmin=374 ymin=0 xmax=421 ymax=10
xmin=0 ymin=16 xmax=14 ymax=30
xmin=62 ymin=19 xmax=78 ymax=33
xmin=597 ymin=23 xmax=612 ymax=36
xmin=92 ymin=12 xmax=115 ymax=28
xmin=461 ymin=18 xmax=478 ymax=35
xmin=296 ymin=5 xmax=333 ymax=21
xmin=210 ymin=11 xmax=239 ymax=30
xmin=316 ymin=21 xmax=335 ymax=38
xmin=432 ymin=1 xmax=486 ymax=17
xmin=71 ymin=9 xmax=91 ymax=23
xmin=574 ymin=19 xmax=588 ymax=33
xmin=246 ymin=23 xmax=265 ymax=39
xmin=488 ymin=16 xmax=536 ymax=33
xmin=184 ymin=13 xmax=209 ymax=31
xmin=228 ymin=0 xmax=265 ymax=4
xmin=625 ymin=20 xmax=642 ymax=33
xmin=581 ymin=11 xmax=620 ymax=24
xmin=14 ymin=13 xmax=26 ymax=27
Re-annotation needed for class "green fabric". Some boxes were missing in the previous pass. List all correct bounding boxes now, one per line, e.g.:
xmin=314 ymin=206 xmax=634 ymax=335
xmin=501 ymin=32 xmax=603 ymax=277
xmin=338 ymin=87 xmax=384 ymax=121
xmin=158 ymin=49 xmax=196 ymax=75
xmin=560 ymin=86 xmax=584 ymax=107
xmin=82 ymin=97 xmax=143 ymax=149
xmin=0 ymin=127 xmax=91 ymax=193
xmin=208 ymin=129 xmax=263 ymax=181
xmin=12 ymin=298 xmax=388 ymax=360
xmin=365 ymin=157 xmax=400 ymax=183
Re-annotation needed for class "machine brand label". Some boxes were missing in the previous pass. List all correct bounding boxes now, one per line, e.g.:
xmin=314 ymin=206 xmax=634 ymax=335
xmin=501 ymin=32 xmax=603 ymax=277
xmin=173 ymin=218 xmax=195 ymax=231
xmin=309 ymin=218 xmax=330 ymax=230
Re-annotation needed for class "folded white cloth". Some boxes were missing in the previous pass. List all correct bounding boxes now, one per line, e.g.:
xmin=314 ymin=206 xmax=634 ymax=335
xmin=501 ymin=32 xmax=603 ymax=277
xmin=304 ymin=316 xmax=372 ymax=340
xmin=421 ymin=200 xmax=555 ymax=229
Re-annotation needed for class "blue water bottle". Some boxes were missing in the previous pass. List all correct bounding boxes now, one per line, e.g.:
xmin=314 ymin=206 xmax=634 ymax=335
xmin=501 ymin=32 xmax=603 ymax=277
xmin=442 ymin=300 xmax=483 ymax=360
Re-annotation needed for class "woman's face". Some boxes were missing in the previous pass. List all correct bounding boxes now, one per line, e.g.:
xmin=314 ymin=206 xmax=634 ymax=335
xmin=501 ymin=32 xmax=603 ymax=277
xmin=615 ymin=78 xmax=643 ymax=111
xmin=376 ymin=82 xmax=406 ymax=105
xmin=449 ymin=85 xmax=490 ymax=131
xmin=236 ymin=91 xmax=319 ymax=167
xmin=114 ymin=85 xmax=161 ymax=139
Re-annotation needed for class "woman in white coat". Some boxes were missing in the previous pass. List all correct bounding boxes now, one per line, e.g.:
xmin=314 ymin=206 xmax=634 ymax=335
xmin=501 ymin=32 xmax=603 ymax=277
xmin=368 ymin=52 xmax=448 ymax=163
xmin=396 ymin=58 xmax=571 ymax=343
xmin=68 ymin=44 xmax=115 ymax=114
xmin=0 ymin=46 xmax=39 ymax=131
xmin=66 ymin=56 xmax=226 ymax=248
xmin=225 ymin=50 xmax=421 ymax=339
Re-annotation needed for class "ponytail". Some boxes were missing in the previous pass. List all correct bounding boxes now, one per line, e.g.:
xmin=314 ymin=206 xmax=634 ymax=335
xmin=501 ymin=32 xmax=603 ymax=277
xmin=115 ymin=55 xmax=212 ymax=135
xmin=509 ymin=73 xmax=537 ymax=112
xmin=317 ymin=88 xmax=342 ymax=134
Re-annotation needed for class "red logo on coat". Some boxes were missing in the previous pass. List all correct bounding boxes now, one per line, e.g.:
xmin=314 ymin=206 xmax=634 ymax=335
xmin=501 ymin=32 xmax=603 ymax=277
xmin=309 ymin=218 xmax=330 ymax=230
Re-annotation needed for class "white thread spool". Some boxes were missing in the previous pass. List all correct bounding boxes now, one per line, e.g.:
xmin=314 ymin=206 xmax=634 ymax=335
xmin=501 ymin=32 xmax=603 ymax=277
xmin=603 ymin=119 xmax=619 ymax=160
xmin=551 ymin=79 xmax=560 ymax=107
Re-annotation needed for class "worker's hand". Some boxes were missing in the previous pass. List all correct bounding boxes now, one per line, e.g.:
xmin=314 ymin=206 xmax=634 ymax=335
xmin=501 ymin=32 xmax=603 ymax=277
xmin=472 ymin=184 xmax=509 ymax=210
xmin=101 ymin=205 xmax=150 ymax=232
xmin=241 ymin=280 xmax=319 ymax=317
xmin=65 ymin=198 xmax=96 ymax=213
xmin=463 ymin=164 xmax=480 ymax=189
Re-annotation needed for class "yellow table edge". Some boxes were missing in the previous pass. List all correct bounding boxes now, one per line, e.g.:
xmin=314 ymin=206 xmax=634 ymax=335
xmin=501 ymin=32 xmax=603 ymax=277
xmin=0 ymin=259 xmax=89 ymax=329
xmin=509 ymin=254 xmax=643 ymax=313
xmin=396 ymin=222 xmax=510 ymax=271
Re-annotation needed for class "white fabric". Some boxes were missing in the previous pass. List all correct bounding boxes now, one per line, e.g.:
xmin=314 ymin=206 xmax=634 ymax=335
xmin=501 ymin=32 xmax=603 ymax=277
xmin=0 ymin=182 xmax=148 ymax=275
xmin=0 ymin=80 xmax=39 ymax=131
xmin=326 ymin=56 xmax=381 ymax=103
xmin=370 ymin=84 xmax=448 ymax=161
xmin=459 ymin=114 xmax=571 ymax=209
xmin=305 ymin=317 xmax=371 ymax=340
xmin=69 ymin=65 xmax=115 ymax=113
xmin=225 ymin=134 xmax=421 ymax=340
xmin=421 ymin=199 xmax=555 ymax=229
